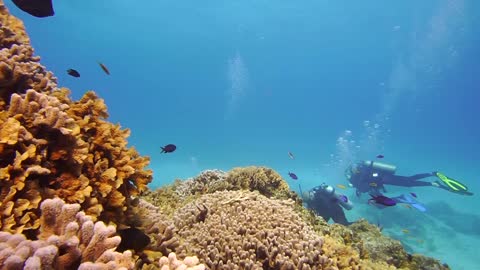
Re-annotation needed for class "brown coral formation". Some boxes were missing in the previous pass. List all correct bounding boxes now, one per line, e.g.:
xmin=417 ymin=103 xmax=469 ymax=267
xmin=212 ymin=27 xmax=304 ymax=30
xmin=221 ymin=166 xmax=296 ymax=200
xmin=0 ymin=0 xmax=152 ymax=234
xmin=0 ymin=1 xmax=56 ymax=104
xmin=143 ymin=166 xmax=298 ymax=218
xmin=132 ymin=199 xmax=180 ymax=256
xmin=0 ymin=198 xmax=135 ymax=269
xmin=347 ymin=220 xmax=449 ymax=270
xmin=173 ymin=190 xmax=386 ymax=269
xmin=174 ymin=169 xmax=227 ymax=199
xmin=173 ymin=166 xmax=297 ymax=201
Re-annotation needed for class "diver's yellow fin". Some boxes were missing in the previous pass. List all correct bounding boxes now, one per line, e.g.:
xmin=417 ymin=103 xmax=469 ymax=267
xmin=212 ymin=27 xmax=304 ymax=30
xmin=435 ymin=172 xmax=468 ymax=192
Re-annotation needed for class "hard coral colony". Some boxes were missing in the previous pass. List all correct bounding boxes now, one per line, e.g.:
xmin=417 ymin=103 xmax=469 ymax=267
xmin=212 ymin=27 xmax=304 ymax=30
xmin=0 ymin=1 xmax=452 ymax=270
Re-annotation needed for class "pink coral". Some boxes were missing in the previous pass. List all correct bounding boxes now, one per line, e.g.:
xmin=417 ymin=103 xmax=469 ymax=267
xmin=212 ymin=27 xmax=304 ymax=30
xmin=158 ymin=252 xmax=205 ymax=270
xmin=0 ymin=198 xmax=135 ymax=269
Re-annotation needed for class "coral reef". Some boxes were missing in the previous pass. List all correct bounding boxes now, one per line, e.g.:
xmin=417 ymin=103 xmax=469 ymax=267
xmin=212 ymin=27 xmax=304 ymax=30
xmin=220 ymin=166 xmax=296 ymax=200
xmin=174 ymin=169 xmax=227 ymax=199
xmin=173 ymin=190 xmax=386 ymax=269
xmin=0 ymin=198 xmax=134 ymax=269
xmin=141 ymin=182 xmax=190 ymax=218
xmin=133 ymin=199 xmax=180 ymax=256
xmin=143 ymin=166 xmax=298 ymax=218
xmin=348 ymin=220 xmax=449 ymax=270
xmin=0 ymin=1 xmax=454 ymax=269
xmin=158 ymin=253 xmax=205 ymax=270
xmin=0 ymin=0 xmax=152 ymax=233
xmin=0 ymin=2 xmax=56 ymax=104
xmin=318 ymin=219 xmax=450 ymax=270
xmin=142 ymin=168 xmax=451 ymax=270
xmin=173 ymin=166 xmax=296 ymax=201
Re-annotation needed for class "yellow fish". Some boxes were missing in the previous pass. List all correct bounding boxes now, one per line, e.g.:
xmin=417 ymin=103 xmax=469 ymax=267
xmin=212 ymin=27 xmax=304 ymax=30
xmin=401 ymin=229 xmax=410 ymax=234
xmin=369 ymin=182 xmax=378 ymax=187
xmin=403 ymin=204 xmax=412 ymax=209
xmin=416 ymin=239 xmax=424 ymax=244
xmin=336 ymin=184 xmax=347 ymax=189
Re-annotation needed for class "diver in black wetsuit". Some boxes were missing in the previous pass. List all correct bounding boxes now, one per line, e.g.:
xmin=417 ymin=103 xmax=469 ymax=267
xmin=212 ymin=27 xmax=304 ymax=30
xmin=346 ymin=160 xmax=473 ymax=196
xmin=304 ymin=183 xmax=354 ymax=225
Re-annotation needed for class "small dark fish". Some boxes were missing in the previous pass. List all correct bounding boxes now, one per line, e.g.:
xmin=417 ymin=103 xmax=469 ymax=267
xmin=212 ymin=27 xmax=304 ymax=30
xmin=161 ymin=144 xmax=176 ymax=153
xmin=410 ymin=192 xmax=417 ymax=198
xmin=98 ymin=62 xmax=110 ymax=75
xmin=12 ymin=0 xmax=54 ymax=18
xmin=117 ymin=227 xmax=150 ymax=253
xmin=67 ymin=69 xmax=80 ymax=78
xmin=368 ymin=194 xmax=397 ymax=206
xmin=288 ymin=172 xmax=298 ymax=180
xmin=288 ymin=151 xmax=295 ymax=159
xmin=376 ymin=154 xmax=384 ymax=159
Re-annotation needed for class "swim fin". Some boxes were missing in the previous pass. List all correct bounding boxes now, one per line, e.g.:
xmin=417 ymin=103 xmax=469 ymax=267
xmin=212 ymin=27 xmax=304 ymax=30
xmin=434 ymin=172 xmax=473 ymax=195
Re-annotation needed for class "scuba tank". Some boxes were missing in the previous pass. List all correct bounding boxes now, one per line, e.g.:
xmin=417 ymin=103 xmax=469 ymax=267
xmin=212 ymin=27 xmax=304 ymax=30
xmin=319 ymin=184 xmax=354 ymax=210
xmin=363 ymin=160 xmax=396 ymax=175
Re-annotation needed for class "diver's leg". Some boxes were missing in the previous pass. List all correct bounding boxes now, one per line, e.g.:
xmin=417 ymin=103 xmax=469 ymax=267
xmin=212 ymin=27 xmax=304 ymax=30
xmin=407 ymin=173 xmax=435 ymax=181
xmin=382 ymin=175 xmax=433 ymax=187
xmin=331 ymin=206 xmax=351 ymax=226
xmin=313 ymin=205 xmax=333 ymax=223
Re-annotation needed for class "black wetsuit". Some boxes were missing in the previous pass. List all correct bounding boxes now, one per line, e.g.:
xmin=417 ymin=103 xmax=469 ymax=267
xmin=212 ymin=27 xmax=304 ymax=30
xmin=306 ymin=189 xmax=351 ymax=226
xmin=349 ymin=163 xmax=434 ymax=195
xmin=382 ymin=173 xmax=434 ymax=187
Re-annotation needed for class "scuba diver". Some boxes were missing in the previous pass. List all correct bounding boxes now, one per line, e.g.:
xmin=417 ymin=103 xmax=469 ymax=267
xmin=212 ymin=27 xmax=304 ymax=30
xmin=303 ymin=183 xmax=354 ymax=225
xmin=345 ymin=160 xmax=473 ymax=196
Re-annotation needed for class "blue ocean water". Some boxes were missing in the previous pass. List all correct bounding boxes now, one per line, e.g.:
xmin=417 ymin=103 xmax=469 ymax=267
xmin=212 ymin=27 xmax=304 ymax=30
xmin=5 ymin=0 xmax=480 ymax=269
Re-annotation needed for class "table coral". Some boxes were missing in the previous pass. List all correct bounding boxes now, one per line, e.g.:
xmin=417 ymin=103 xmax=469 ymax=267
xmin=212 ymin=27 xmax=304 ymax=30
xmin=0 ymin=0 xmax=152 ymax=234
xmin=0 ymin=198 xmax=135 ymax=269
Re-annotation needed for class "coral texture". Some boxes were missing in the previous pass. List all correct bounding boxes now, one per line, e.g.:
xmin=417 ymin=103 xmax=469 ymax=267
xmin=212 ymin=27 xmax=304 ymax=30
xmin=173 ymin=190 xmax=384 ymax=269
xmin=220 ymin=166 xmax=295 ymax=200
xmin=348 ymin=220 xmax=450 ymax=270
xmin=143 ymin=167 xmax=298 ymax=218
xmin=174 ymin=169 xmax=227 ymax=199
xmin=158 ymin=252 xmax=205 ymax=270
xmin=0 ymin=1 xmax=56 ymax=105
xmin=0 ymin=0 xmax=152 ymax=233
xmin=173 ymin=166 xmax=296 ymax=200
xmin=133 ymin=199 xmax=180 ymax=256
xmin=0 ymin=198 xmax=134 ymax=269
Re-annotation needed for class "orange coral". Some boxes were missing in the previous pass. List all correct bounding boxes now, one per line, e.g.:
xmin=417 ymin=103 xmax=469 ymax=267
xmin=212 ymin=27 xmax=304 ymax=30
xmin=0 ymin=0 xmax=56 ymax=103
xmin=0 ymin=0 xmax=152 ymax=233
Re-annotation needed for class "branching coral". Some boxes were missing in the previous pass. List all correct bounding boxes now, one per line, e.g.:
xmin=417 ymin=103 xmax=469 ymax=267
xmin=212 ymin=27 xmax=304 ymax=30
xmin=145 ymin=166 xmax=298 ymax=219
xmin=158 ymin=252 xmax=205 ymax=270
xmin=132 ymin=199 xmax=180 ymax=256
xmin=0 ymin=0 xmax=152 ymax=233
xmin=0 ymin=1 xmax=29 ymax=48
xmin=0 ymin=198 xmax=135 ymax=270
xmin=173 ymin=190 xmax=386 ymax=270
xmin=0 ymin=1 xmax=57 ymax=105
